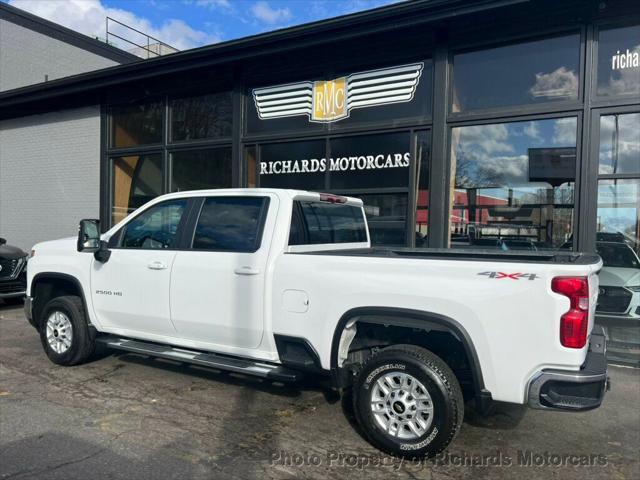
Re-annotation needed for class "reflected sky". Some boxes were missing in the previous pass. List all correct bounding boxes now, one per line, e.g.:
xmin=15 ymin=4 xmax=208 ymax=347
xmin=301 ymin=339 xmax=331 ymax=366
xmin=599 ymin=113 xmax=640 ymax=175
xmin=452 ymin=117 xmax=578 ymax=202
xmin=452 ymin=34 xmax=580 ymax=111
xmin=597 ymin=179 xmax=640 ymax=249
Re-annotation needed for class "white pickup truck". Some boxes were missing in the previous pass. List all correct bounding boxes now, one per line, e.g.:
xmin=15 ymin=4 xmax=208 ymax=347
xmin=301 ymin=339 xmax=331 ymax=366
xmin=24 ymin=188 xmax=609 ymax=457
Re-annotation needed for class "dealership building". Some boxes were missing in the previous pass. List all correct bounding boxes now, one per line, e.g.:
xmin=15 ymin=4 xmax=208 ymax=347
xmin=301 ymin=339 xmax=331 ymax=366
xmin=0 ymin=1 xmax=639 ymax=357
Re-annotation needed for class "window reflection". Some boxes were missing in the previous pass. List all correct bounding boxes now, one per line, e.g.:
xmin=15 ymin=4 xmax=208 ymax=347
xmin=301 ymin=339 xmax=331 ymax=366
xmin=170 ymin=92 xmax=233 ymax=142
xmin=121 ymin=200 xmax=187 ymax=249
xmin=595 ymin=179 xmax=640 ymax=355
xmin=348 ymin=193 xmax=408 ymax=247
xmin=110 ymin=102 xmax=163 ymax=148
xmin=452 ymin=35 xmax=580 ymax=112
xmin=112 ymin=154 xmax=163 ymax=225
xmin=171 ymin=148 xmax=232 ymax=192
xmin=597 ymin=179 xmax=640 ymax=256
xmin=415 ymin=131 xmax=431 ymax=246
xmin=599 ymin=113 xmax=640 ymax=174
xmin=449 ymin=118 xmax=577 ymax=251
xmin=597 ymin=25 xmax=640 ymax=98
xmin=193 ymin=197 xmax=266 ymax=252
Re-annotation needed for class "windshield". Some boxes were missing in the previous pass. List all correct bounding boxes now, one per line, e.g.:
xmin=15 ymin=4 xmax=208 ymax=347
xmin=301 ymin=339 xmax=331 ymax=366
xmin=596 ymin=242 xmax=640 ymax=269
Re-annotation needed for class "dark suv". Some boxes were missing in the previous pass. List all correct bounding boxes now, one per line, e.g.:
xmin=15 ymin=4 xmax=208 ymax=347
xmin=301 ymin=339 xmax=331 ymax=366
xmin=0 ymin=237 xmax=27 ymax=304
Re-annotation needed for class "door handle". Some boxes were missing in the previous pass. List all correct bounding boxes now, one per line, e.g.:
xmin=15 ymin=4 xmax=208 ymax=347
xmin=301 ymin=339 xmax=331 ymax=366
xmin=147 ymin=261 xmax=168 ymax=270
xmin=234 ymin=266 xmax=260 ymax=276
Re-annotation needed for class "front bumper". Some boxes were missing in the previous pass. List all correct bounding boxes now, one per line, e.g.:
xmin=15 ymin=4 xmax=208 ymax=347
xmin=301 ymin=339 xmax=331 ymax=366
xmin=0 ymin=260 xmax=27 ymax=299
xmin=0 ymin=288 xmax=26 ymax=299
xmin=24 ymin=296 xmax=36 ymax=328
xmin=527 ymin=326 xmax=609 ymax=411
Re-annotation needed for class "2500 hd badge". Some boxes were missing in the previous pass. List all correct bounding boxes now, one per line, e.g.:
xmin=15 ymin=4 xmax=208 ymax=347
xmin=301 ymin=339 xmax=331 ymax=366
xmin=95 ymin=289 xmax=122 ymax=297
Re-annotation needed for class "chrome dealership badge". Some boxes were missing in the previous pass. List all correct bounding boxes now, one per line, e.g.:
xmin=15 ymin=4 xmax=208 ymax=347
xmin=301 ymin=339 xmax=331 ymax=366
xmin=253 ymin=63 xmax=424 ymax=123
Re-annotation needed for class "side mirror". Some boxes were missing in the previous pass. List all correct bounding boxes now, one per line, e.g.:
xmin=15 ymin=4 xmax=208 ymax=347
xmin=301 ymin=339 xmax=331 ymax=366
xmin=0 ymin=237 xmax=6 ymax=245
xmin=78 ymin=219 xmax=111 ymax=263
xmin=77 ymin=219 xmax=101 ymax=253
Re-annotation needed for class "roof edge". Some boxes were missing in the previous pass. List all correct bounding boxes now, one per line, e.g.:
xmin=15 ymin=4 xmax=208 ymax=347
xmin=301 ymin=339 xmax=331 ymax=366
xmin=0 ymin=0 xmax=528 ymax=111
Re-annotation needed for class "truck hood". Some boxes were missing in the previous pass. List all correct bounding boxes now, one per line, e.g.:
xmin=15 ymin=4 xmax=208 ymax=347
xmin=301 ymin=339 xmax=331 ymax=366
xmin=0 ymin=243 xmax=27 ymax=260
xmin=33 ymin=236 xmax=77 ymax=254
xmin=599 ymin=266 xmax=640 ymax=288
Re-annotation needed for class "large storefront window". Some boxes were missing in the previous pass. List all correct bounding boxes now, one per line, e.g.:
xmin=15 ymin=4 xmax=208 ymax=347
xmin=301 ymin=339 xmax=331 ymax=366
xmin=451 ymin=34 xmax=580 ymax=112
xmin=596 ymin=24 xmax=640 ymax=98
xmin=111 ymin=154 xmax=163 ymax=225
xmin=110 ymin=101 xmax=164 ymax=148
xmin=107 ymin=93 xmax=234 ymax=226
xmin=594 ymin=108 xmax=640 ymax=363
xmin=599 ymin=113 xmax=640 ymax=174
xmin=171 ymin=148 xmax=232 ymax=192
xmin=597 ymin=179 xmax=640 ymax=253
xmin=170 ymin=92 xmax=233 ymax=141
xmin=449 ymin=117 xmax=577 ymax=251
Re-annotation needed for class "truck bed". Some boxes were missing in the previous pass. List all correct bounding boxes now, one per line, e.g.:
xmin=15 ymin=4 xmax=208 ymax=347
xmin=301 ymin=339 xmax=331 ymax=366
xmin=293 ymin=247 xmax=602 ymax=265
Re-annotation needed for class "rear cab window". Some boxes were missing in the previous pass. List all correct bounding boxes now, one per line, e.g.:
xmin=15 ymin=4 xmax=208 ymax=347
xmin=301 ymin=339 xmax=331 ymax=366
xmin=288 ymin=197 xmax=369 ymax=251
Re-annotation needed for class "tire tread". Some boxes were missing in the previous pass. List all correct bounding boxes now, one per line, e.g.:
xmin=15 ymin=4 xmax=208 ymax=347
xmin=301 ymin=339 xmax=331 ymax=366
xmin=352 ymin=344 xmax=464 ymax=457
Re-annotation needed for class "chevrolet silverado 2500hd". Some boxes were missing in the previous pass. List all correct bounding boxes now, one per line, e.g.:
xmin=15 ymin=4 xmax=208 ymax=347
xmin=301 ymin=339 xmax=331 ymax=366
xmin=24 ymin=189 xmax=608 ymax=457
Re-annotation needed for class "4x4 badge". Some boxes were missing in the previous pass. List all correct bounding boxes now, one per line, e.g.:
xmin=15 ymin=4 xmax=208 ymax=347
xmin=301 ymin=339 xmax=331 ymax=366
xmin=478 ymin=272 xmax=539 ymax=280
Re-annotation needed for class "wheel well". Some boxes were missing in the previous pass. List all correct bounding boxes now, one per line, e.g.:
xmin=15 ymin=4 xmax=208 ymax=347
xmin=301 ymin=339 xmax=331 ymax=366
xmin=345 ymin=323 xmax=474 ymax=397
xmin=331 ymin=308 xmax=491 ymax=410
xmin=31 ymin=275 xmax=83 ymax=327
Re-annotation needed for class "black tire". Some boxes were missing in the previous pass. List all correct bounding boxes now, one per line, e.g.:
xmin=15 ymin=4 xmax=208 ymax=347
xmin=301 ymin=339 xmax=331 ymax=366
xmin=352 ymin=344 xmax=464 ymax=458
xmin=39 ymin=295 xmax=95 ymax=366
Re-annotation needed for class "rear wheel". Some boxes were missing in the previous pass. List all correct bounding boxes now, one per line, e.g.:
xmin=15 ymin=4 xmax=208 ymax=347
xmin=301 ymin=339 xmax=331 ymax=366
xmin=39 ymin=295 xmax=95 ymax=366
xmin=352 ymin=344 xmax=464 ymax=458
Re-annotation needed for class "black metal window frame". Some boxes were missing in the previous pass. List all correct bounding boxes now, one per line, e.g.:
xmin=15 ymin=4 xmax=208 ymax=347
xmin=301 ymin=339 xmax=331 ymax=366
xmin=103 ymin=94 xmax=234 ymax=228
xmin=583 ymin=104 xmax=640 ymax=253
xmin=99 ymin=17 xmax=640 ymax=254
xmin=446 ymin=26 xmax=587 ymax=123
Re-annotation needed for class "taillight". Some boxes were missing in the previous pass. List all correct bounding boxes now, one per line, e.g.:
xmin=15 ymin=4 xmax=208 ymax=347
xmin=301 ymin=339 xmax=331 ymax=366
xmin=552 ymin=276 xmax=589 ymax=349
xmin=319 ymin=193 xmax=347 ymax=204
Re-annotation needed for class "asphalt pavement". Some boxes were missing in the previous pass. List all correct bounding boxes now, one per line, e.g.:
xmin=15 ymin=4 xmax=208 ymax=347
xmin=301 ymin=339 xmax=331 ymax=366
xmin=1 ymin=301 xmax=639 ymax=479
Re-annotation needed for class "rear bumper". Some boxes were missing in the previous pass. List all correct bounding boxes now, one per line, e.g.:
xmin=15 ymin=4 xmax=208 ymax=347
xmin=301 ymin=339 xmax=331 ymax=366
xmin=527 ymin=326 xmax=609 ymax=411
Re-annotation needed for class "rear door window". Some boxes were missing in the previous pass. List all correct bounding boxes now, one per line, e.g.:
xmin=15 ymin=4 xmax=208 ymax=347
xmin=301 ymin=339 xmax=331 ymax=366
xmin=192 ymin=197 xmax=269 ymax=252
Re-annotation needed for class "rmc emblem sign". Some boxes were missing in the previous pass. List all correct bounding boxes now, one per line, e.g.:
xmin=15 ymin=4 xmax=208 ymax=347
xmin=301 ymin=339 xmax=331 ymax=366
xmin=253 ymin=63 xmax=424 ymax=124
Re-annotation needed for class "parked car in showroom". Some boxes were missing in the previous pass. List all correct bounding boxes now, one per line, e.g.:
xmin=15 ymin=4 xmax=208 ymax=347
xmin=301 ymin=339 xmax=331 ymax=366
xmin=596 ymin=237 xmax=640 ymax=365
xmin=0 ymin=237 xmax=27 ymax=305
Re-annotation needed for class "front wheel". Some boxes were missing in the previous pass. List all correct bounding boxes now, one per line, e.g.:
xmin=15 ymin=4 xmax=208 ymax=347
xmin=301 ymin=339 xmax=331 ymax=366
xmin=352 ymin=344 xmax=464 ymax=458
xmin=39 ymin=295 xmax=95 ymax=366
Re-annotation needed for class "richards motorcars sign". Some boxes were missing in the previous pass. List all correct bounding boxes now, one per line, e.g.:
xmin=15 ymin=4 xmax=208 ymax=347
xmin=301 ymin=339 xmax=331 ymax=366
xmin=252 ymin=63 xmax=424 ymax=123
xmin=260 ymin=152 xmax=410 ymax=175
